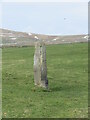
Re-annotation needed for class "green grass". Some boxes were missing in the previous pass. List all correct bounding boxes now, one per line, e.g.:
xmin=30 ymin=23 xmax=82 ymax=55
xmin=2 ymin=43 xmax=88 ymax=118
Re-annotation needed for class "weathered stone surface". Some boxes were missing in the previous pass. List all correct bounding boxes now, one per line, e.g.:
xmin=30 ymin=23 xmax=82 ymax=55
xmin=34 ymin=41 xmax=48 ymax=89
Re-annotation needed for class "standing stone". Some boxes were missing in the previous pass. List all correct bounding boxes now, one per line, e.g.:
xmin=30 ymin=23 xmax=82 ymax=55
xmin=34 ymin=41 xmax=48 ymax=89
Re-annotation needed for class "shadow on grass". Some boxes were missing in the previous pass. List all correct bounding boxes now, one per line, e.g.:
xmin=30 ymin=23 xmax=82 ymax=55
xmin=51 ymin=86 xmax=62 ymax=92
xmin=50 ymin=83 xmax=84 ymax=92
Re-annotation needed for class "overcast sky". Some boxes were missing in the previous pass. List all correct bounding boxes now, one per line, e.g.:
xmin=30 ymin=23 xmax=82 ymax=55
xmin=1 ymin=2 xmax=88 ymax=35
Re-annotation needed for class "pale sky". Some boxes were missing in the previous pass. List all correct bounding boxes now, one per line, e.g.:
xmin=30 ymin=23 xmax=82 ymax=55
xmin=1 ymin=2 xmax=88 ymax=35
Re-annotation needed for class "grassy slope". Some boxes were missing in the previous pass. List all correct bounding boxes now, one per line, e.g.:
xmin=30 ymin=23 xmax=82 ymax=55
xmin=2 ymin=43 xmax=88 ymax=118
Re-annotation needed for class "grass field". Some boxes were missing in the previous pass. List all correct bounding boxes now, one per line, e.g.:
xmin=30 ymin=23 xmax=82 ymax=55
xmin=2 ymin=43 xmax=88 ymax=118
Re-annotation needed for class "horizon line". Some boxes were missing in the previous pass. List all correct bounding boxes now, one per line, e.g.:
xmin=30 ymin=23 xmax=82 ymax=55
xmin=0 ymin=27 xmax=88 ymax=36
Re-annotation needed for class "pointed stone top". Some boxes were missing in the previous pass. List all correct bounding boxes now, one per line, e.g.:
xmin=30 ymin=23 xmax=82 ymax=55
xmin=35 ymin=41 xmax=45 ymax=47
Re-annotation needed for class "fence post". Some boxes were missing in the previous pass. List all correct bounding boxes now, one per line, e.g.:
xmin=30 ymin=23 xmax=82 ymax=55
xmin=34 ymin=41 xmax=48 ymax=89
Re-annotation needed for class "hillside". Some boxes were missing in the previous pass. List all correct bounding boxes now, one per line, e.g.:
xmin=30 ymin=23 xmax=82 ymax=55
xmin=0 ymin=28 xmax=88 ymax=47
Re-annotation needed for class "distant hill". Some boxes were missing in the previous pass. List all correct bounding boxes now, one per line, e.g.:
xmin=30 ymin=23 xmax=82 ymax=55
xmin=0 ymin=28 xmax=88 ymax=47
